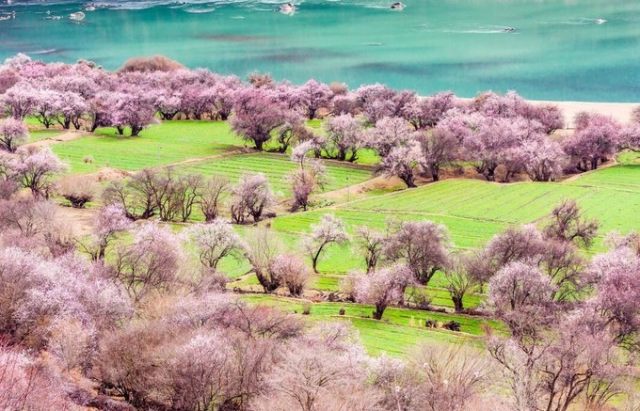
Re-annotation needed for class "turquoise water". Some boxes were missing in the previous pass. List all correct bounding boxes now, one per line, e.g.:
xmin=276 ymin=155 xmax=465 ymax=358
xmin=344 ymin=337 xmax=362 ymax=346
xmin=1 ymin=0 xmax=640 ymax=102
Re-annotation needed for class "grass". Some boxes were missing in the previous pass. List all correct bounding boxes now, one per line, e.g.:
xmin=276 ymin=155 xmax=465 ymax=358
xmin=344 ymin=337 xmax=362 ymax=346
xmin=52 ymin=121 xmax=245 ymax=173
xmin=271 ymin=165 xmax=640 ymax=256
xmin=240 ymin=294 xmax=502 ymax=356
xmin=259 ymin=160 xmax=640 ymax=316
xmin=29 ymin=129 xmax=64 ymax=143
xmin=177 ymin=152 xmax=372 ymax=197
xmin=46 ymin=117 xmax=640 ymax=356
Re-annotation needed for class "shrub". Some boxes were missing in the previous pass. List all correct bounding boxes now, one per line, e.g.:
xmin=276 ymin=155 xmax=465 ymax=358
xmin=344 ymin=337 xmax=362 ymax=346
xmin=443 ymin=321 xmax=461 ymax=332
xmin=58 ymin=177 xmax=95 ymax=208
xmin=301 ymin=302 xmax=311 ymax=315
xmin=119 ymin=55 xmax=183 ymax=72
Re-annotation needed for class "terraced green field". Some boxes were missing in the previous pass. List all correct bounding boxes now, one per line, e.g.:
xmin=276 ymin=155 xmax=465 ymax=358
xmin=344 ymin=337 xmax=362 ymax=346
xmin=43 ymin=117 xmax=640 ymax=357
xmin=52 ymin=121 xmax=244 ymax=173
xmin=178 ymin=152 xmax=372 ymax=197
xmin=272 ymin=166 xmax=640 ymax=255
xmin=241 ymin=294 xmax=502 ymax=356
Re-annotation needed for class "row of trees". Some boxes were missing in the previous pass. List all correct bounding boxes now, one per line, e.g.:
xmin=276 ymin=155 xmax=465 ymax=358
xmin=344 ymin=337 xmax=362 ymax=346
xmin=3 ymin=54 xmax=640 ymax=187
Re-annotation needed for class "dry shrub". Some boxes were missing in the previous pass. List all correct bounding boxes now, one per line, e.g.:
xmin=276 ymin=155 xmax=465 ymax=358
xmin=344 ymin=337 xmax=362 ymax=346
xmin=58 ymin=176 xmax=95 ymax=208
xmin=119 ymin=55 xmax=184 ymax=73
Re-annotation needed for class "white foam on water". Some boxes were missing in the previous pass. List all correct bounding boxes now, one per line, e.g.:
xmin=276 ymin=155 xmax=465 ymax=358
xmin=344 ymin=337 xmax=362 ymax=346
xmin=32 ymin=48 xmax=60 ymax=54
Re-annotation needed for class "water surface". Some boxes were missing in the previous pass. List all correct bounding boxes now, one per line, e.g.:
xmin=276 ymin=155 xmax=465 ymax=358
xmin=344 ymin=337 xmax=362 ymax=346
xmin=1 ymin=0 xmax=639 ymax=101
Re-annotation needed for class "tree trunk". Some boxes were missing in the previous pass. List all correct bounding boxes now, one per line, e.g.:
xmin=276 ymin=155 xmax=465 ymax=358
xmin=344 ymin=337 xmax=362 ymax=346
xmin=430 ymin=164 xmax=440 ymax=181
xmin=452 ymin=296 xmax=464 ymax=312
xmin=373 ymin=304 xmax=385 ymax=320
xmin=311 ymin=244 xmax=325 ymax=273
xmin=402 ymin=173 xmax=416 ymax=188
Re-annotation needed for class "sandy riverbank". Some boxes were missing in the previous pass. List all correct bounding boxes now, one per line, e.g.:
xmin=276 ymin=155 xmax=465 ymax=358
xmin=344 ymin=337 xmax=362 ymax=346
xmin=534 ymin=100 xmax=637 ymax=128
xmin=459 ymin=97 xmax=637 ymax=128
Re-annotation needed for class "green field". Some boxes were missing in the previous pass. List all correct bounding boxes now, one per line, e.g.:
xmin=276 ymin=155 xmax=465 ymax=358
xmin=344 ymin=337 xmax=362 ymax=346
xmin=45 ymin=118 xmax=640 ymax=357
xmin=272 ymin=168 xmax=640 ymax=255
xmin=240 ymin=294 xmax=503 ymax=356
xmin=178 ymin=152 xmax=372 ymax=197
xmin=29 ymin=129 xmax=64 ymax=143
xmin=52 ymin=121 xmax=245 ymax=173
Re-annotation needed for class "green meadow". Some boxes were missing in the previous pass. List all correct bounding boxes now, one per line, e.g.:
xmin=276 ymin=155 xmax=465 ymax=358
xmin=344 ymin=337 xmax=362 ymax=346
xmin=177 ymin=152 xmax=372 ymax=197
xmin=52 ymin=121 xmax=244 ymax=173
xmin=44 ymin=120 xmax=640 ymax=356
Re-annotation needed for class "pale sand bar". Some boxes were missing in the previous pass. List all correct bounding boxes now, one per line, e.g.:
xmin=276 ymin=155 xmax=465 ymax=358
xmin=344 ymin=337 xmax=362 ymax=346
xmin=534 ymin=100 xmax=637 ymax=129
xmin=459 ymin=98 xmax=637 ymax=128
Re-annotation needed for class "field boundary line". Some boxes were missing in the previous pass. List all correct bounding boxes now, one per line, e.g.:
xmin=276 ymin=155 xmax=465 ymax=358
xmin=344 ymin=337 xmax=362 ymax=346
xmin=25 ymin=131 xmax=88 ymax=148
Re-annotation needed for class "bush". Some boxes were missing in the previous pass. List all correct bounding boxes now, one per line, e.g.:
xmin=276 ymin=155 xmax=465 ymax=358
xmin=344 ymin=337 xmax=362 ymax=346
xmin=410 ymin=291 xmax=433 ymax=310
xmin=58 ymin=177 xmax=95 ymax=208
xmin=301 ymin=302 xmax=311 ymax=315
xmin=443 ymin=321 xmax=461 ymax=332
xmin=119 ymin=55 xmax=183 ymax=73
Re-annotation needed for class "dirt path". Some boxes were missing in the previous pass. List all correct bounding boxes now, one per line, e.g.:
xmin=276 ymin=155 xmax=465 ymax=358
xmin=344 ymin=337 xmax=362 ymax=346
xmin=26 ymin=131 xmax=87 ymax=148
xmin=316 ymin=175 xmax=404 ymax=206
xmin=55 ymin=204 xmax=97 ymax=237
xmin=155 ymin=148 xmax=254 ymax=169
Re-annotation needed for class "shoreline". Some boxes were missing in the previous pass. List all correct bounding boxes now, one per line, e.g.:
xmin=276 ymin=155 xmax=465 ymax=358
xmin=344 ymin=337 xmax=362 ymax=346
xmin=459 ymin=98 xmax=637 ymax=128
xmin=533 ymin=100 xmax=636 ymax=128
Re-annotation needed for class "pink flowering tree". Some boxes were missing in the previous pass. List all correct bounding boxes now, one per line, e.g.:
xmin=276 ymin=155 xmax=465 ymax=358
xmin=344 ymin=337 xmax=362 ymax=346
xmin=32 ymin=88 xmax=60 ymax=129
xmin=111 ymin=222 xmax=183 ymax=302
xmin=289 ymin=141 xmax=326 ymax=211
xmin=229 ymin=173 xmax=275 ymax=224
xmin=384 ymin=220 xmax=450 ymax=286
xmin=324 ymin=113 xmax=364 ymax=161
xmin=155 ymin=89 xmax=183 ymax=120
xmin=110 ymin=87 xmax=158 ymax=136
xmin=297 ymin=79 xmax=333 ymax=119
xmin=303 ymin=214 xmax=349 ymax=273
xmin=471 ymin=91 xmax=564 ymax=133
xmin=488 ymin=261 xmax=557 ymax=337
xmin=231 ymin=87 xmax=289 ymax=151
xmin=563 ymin=113 xmax=621 ymax=171
xmin=355 ymin=84 xmax=413 ymax=125
xmin=11 ymin=147 xmax=67 ymax=198
xmin=184 ymin=220 xmax=243 ymax=271
xmin=521 ymin=138 xmax=565 ymax=181
xmin=1 ymin=83 xmax=38 ymax=119
xmin=402 ymin=91 xmax=457 ymax=130
xmin=417 ymin=127 xmax=458 ymax=181
xmin=366 ymin=116 xmax=416 ymax=158
xmin=0 ymin=118 xmax=28 ymax=152
xmin=590 ymin=248 xmax=640 ymax=348
xmin=352 ymin=264 xmax=414 ymax=319
xmin=80 ymin=204 xmax=132 ymax=261
xmin=378 ymin=142 xmax=423 ymax=188
xmin=270 ymin=254 xmax=311 ymax=296
xmin=211 ymin=80 xmax=239 ymax=120
xmin=180 ymin=85 xmax=216 ymax=120
xmin=53 ymin=91 xmax=88 ymax=130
